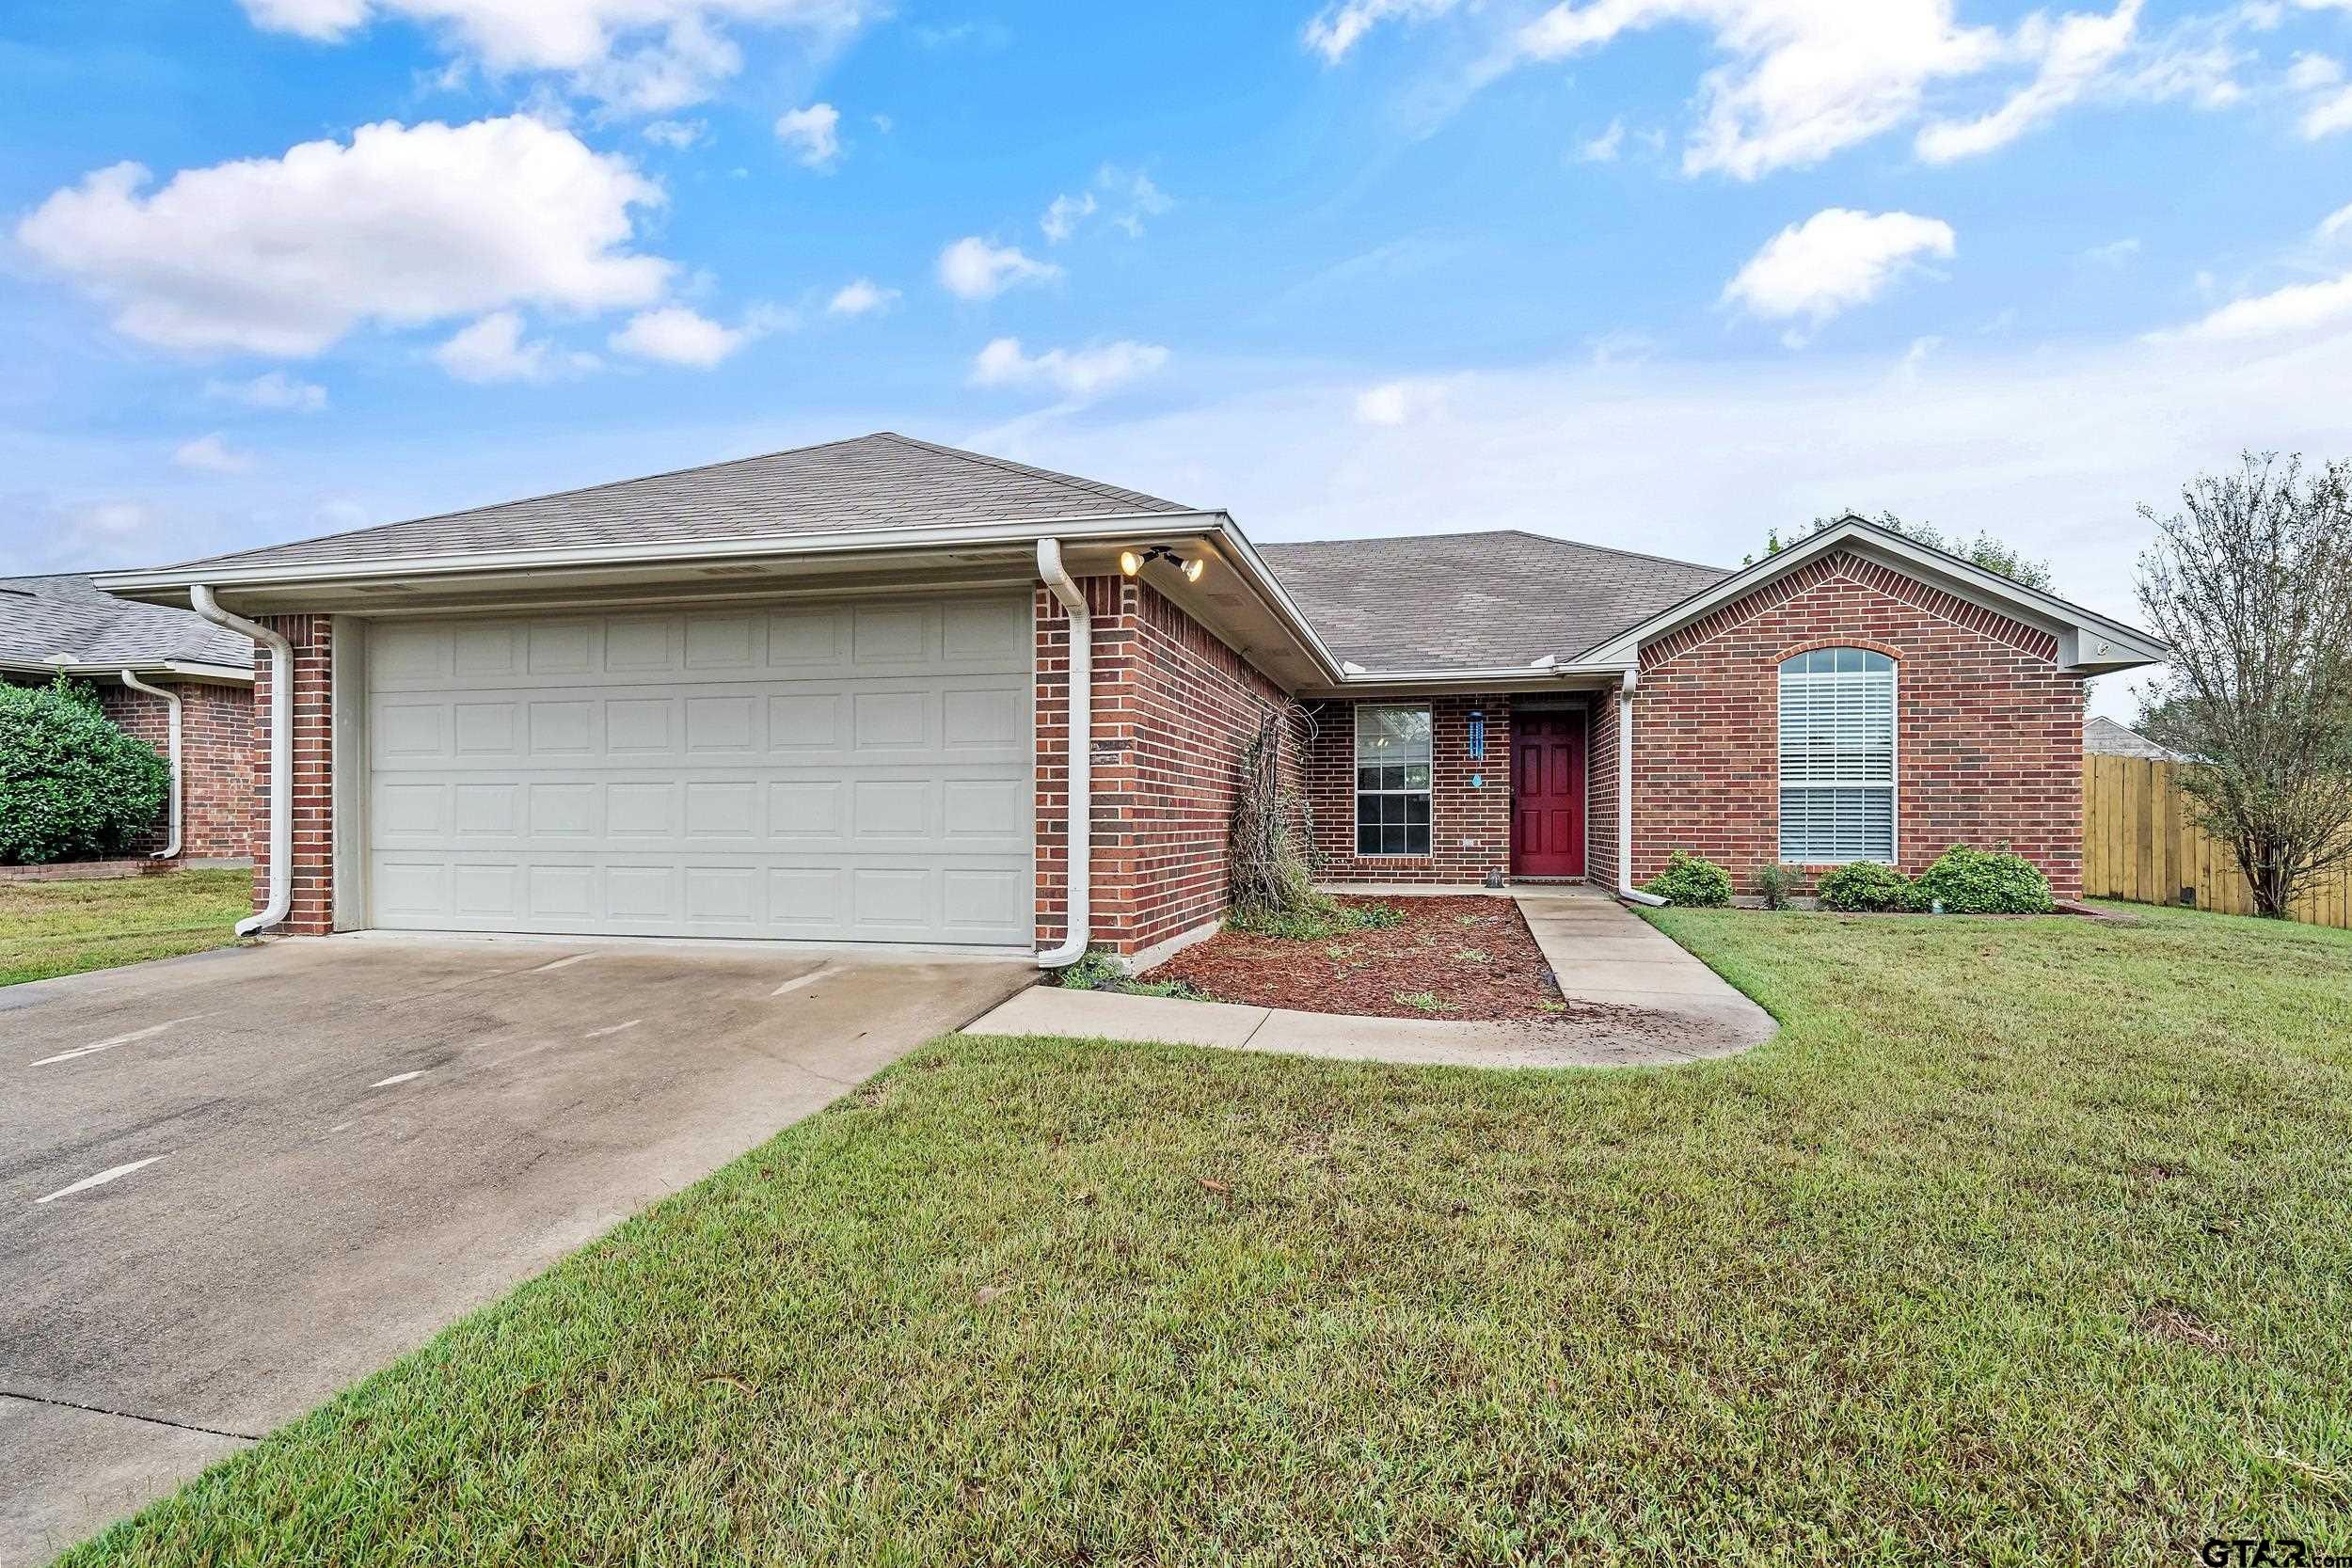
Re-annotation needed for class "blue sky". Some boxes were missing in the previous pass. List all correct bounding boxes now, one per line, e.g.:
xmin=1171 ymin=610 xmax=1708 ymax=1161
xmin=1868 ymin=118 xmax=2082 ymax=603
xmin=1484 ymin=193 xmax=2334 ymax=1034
xmin=6 ymin=0 xmax=2351 ymax=713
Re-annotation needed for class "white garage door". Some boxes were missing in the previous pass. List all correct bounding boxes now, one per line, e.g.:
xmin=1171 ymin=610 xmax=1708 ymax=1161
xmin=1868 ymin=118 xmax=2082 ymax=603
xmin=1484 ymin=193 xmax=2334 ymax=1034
xmin=362 ymin=596 xmax=1033 ymax=946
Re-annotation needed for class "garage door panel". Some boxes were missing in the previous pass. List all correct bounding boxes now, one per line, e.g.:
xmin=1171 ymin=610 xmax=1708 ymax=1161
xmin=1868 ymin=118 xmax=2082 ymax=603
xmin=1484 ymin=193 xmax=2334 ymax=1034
xmin=366 ymin=598 xmax=1032 ymax=945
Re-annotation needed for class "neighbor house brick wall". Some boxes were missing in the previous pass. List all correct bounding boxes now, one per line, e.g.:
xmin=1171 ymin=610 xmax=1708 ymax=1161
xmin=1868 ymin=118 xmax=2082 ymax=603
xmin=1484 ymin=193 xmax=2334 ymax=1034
xmin=1630 ymin=550 xmax=2086 ymax=899
xmin=97 ymin=680 xmax=256 ymax=861
xmin=1035 ymin=578 xmax=1293 ymax=956
xmin=249 ymin=614 xmax=336 ymax=934
xmin=1302 ymin=695 xmax=1518 ymax=885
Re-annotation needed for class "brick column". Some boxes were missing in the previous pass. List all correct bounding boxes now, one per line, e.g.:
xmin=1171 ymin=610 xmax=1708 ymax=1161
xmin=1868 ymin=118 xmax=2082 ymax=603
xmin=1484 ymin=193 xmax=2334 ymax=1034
xmin=250 ymin=614 xmax=335 ymax=933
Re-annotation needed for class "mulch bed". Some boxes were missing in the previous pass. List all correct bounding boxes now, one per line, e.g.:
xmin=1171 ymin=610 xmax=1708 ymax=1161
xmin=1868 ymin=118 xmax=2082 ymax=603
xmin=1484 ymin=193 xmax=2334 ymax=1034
xmin=1142 ymin=895 xmax=1617 ymax=1022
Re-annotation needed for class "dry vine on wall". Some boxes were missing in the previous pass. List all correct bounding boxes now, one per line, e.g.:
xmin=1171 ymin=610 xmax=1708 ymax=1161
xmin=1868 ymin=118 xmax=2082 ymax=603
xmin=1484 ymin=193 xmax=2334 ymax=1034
xmin=1229 ymin=699 xmax=1320 ymax=916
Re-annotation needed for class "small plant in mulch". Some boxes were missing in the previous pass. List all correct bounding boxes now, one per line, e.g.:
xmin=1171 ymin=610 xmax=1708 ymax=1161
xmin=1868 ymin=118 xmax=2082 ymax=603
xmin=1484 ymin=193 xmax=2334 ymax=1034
xmin=1048 ymin=949 xmax=1212 ymax=1002
xmin=1393 ymin=990 xmax=1456 ymax=1015
xmin=1228 ymin=896 xmax=1400 ymax=942
xmin=1453 ymin=948 xmax=1490 ymax=965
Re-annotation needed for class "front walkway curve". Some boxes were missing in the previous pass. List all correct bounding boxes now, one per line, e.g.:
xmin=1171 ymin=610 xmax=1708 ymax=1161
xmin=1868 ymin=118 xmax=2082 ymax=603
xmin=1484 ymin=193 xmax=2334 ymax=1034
xmin=964 ymin=885 xmax=1775 ymax=1068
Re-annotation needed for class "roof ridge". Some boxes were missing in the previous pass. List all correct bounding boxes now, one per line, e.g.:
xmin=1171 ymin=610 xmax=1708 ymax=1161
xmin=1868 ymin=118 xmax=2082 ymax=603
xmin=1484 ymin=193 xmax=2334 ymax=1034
xmin=149 ymin=432 xmax=903 ymax=572
xmin=1260 ymin=528 xmax=1730 ymax=575
xmin=876 ymin=432 xmax=1186 ymax=511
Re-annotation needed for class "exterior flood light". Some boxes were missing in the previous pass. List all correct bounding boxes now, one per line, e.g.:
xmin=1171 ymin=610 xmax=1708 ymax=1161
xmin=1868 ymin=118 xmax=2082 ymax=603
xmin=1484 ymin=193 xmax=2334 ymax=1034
xmin=1119 ymin=545 xmax=1204 ymax=582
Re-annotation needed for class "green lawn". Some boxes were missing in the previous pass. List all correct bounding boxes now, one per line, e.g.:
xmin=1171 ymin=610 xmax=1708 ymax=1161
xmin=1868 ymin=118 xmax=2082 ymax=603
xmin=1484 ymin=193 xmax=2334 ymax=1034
xmin=0 ymin=868 xmax=251 ymax=987
xmin=59 ymin=903 xmax=2352 ymax=1565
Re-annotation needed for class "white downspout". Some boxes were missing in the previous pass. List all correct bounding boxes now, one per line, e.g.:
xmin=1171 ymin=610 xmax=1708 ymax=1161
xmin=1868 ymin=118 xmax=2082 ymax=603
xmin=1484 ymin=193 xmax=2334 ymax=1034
xmin=117 ymin=670 xmax=182 ymax=859
xmin=1616 ymin=664 xmax=1665 ymax=907
xmin=1035 ymin=538 xmax=1092 ymax=968
xmin=190 ymin=587 xmax=292 ymax=936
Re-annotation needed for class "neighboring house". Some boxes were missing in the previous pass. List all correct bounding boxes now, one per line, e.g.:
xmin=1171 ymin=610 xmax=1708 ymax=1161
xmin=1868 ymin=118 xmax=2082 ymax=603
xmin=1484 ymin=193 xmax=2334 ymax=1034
xmin=0 ymin=572 xmax=255 ymax=863
xmin=2085 ymin=715 xmax=2185 ymax=762
xmin=95 ymin=433 xmax=2167 ymax=953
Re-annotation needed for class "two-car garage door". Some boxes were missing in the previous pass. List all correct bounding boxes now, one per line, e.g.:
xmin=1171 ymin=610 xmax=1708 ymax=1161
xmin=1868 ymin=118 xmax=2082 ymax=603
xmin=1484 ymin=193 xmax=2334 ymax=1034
xmin=362 ymin=595 xmax=1033 ymax=947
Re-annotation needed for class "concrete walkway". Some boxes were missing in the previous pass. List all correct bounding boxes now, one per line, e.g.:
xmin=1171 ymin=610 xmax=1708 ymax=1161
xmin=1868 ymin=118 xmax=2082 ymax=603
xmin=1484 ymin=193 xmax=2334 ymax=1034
xmin=963 ymin=885 xmax=1775 ymax=1069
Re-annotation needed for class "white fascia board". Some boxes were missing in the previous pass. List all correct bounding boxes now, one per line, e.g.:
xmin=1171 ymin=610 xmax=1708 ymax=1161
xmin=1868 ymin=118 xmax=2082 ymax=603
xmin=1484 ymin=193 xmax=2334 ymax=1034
xmin=92 ymin=510 xmax=1233 ymax=596
xmin=1580 ymin=518 xmax=2171 ymax=674
xmin=0 ymin=657 xmax=252 ymax=685
xmin=1296 ymin=662 xmax=1629 ymax=698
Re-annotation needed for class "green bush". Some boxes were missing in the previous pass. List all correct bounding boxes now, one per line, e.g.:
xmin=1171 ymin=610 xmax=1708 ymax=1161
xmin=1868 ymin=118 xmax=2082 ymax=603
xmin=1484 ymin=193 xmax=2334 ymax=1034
xmin=1816 ymin=861 xmax=1915 ymax=912
xmin=1643 ymin=850 xmax=1732 ymax=908
xmin=0 ymin=681 xmax=169 ymax=865
xmin=1911 ymin=845 xmax=2056 ymax=914
xmin=1753 ymin=863 xmax=1795 ymax=911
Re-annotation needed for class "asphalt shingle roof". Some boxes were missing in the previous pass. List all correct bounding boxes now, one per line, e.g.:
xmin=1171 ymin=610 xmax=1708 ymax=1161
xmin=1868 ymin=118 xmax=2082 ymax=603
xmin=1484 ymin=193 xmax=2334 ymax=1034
xmin=1258 ymin=531 xmax=1732 ymax=673
xmin=0 ymin=573 xmax=251 ymax=672
xmin=2085 ymin=716 xmax=2183 ymax=761
xmin=157 ymin=432 xmax=1193 ymax=574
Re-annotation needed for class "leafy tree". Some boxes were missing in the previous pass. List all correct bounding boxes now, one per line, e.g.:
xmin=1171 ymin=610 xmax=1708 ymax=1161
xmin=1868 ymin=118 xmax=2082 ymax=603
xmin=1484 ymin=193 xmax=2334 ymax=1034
xmin=0 ymin=678 xmax=171 ymax=864
xmin=2133 ymin=451 xmax=2352 ymax=917
xmin=1745 ymin=510 xmax=2056 ymax=591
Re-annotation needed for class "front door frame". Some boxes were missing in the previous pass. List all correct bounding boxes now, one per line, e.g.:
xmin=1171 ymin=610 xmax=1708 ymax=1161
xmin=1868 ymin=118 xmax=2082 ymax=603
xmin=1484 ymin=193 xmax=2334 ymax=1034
xmin=1510 ymin=704 xmax=1588 ymax=879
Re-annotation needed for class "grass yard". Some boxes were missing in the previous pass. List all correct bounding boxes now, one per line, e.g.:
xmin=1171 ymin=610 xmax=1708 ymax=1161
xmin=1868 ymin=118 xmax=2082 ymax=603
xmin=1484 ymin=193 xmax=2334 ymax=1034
xmin=60 ymin=903 xmax=2352 ymax=1565
xmin=0 ymin=867 xmax=250 ymax=988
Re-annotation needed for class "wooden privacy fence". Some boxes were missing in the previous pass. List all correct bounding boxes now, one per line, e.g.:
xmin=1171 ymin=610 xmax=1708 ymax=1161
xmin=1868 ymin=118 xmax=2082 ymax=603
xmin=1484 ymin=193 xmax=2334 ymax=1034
xmin=2082 ymin=753 xmax=2352 ymax=929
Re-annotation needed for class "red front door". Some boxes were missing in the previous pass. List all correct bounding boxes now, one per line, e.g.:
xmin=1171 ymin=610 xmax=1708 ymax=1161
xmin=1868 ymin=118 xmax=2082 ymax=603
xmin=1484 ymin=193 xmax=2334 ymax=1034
xmin=1511 ymin=709 xmax=1586 ymax=878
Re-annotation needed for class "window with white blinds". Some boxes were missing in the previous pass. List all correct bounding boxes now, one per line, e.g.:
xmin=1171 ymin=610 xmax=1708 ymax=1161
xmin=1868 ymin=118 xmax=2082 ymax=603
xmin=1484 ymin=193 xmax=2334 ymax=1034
xmin=1778 ymin=647 xmax=1896 ymax=863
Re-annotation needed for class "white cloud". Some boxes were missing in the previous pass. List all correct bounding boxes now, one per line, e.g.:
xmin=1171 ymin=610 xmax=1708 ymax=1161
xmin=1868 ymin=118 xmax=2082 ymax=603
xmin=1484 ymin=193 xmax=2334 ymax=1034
xmin=1915 ymin=0 xmax=2141 ymax=162
xmin=826 ymin=277 xmax=898 ymax=316
xmin=2321 ymin=200 xmax=2352 ymax=243
xmin=609 ymin=303 xmax=784 ymax=366
xmin=16 ymin=117 xmax=670 ymax=357
xmin=1354 ymin=378 xmax=1452 ymax=424
xmin=2082 ymin=236 xmax=2142 ymax=265
xmin=1722 ymin=208 xmax=1956 ymax=341
xmin=1319 ymin=0 xmax=2208 ymax=179
xmin=774 ymin=103 xmax=841 ymax=167
xmin=1040 ymin=167 xmax=1172 ymax=243
xmin=172 ymin=434 xmax=258 ymax=474
xmin=434 ymin=310 xmax=565 ymax=382
xmin=1041 ymin=191 xmax=1096 ymax=243
xmin=1304 ymin=0 xmax=1461 ymax=62
xmin=970 ymin=337 xmax=1168 ymax=398
xmin=936 ymin=236 xmax=1062 ymax=300
xmin=1576 ymin=118 xmax=1627 ymax=162
xmin=236 ymin=0 xmax=871 ymax=112
xmin=642 ymin=117 xmax=707 ymax=148
xmin=203 ymin=372 xmax=327 ymax=412
xmin=2171 ymin=276 xmax=2352 ymax=340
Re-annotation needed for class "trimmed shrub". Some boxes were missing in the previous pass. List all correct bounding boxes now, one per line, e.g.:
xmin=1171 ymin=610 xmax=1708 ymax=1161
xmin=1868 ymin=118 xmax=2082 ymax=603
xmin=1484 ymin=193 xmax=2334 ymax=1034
xmin=1643 ymin=850 xmax=1732 ymax=908
xmin=1817 ymin=861 xmax=1915 ymax=912
xmin=1912 ymin=845 xmax=2056 ymax=914
xmin=0 ymin=681 xmax=170 ymax=865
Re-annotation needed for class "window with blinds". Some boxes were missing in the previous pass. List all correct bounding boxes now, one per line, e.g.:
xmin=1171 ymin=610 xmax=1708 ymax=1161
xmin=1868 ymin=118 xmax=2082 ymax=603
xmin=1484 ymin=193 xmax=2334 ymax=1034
xmin=1778 ymin=647 xmax=1896 ymax=863
xmin=1355 ymin=704 xmax=1433 ymax=856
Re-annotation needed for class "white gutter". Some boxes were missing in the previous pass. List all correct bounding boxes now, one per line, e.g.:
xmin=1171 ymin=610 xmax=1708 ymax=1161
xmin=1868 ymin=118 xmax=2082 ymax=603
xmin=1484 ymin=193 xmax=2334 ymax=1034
xmin=190 ymin=587 xmax=291 ymax=936
xmin=116 ymin=669 xmax=182 ymax=859
xmin=1615 ymin=665 xmax=1664 ymax=907
xmin=1035 ymin=538 xmax=1092 ymax=969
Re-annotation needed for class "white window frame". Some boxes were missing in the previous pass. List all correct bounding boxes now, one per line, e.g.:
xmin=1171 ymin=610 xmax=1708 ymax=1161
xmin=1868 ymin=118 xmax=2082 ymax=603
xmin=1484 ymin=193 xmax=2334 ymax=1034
xmin=1776 ymin=648 xmax=1899 ymax=865
xmin=1353 ymin=702 xmax=1434 ymax=859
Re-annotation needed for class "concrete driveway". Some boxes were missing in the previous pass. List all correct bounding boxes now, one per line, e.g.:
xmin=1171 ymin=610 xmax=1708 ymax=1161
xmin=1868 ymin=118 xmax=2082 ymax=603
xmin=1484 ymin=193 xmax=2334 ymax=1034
xmin=0 ymin=936 xmax=1031 ymax=1565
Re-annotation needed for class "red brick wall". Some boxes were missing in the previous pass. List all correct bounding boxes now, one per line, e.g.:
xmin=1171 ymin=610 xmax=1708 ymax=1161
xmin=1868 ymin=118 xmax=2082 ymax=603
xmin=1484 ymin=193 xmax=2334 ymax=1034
xmin=249 ymin=614 xmax=336 ymax=934
xmin=1588 ymin=691 xmax=1621 ymax=890
xmin=1035 ymin=578 xmax=1294 ymax=956
xmin=1302 ymin=695 xmax=1518 ymax=884
xmin=1631 ymin=551 xmax=2086 ymax=898
xmin=96 ymin=680 xmax=256 ymax=861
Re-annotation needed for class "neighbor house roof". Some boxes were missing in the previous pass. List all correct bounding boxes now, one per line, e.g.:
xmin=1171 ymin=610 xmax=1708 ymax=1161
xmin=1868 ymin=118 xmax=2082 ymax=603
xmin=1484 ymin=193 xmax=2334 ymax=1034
xmin=1256 ymin=531 xmax=1731 ymax=673
xmin=0 ymin=572 xmax=252 ymax=678
xmin=2086 ymin=716 xmax=2184 ymax=761
xmin=150 ymin=432 xmax=1193 ymax=576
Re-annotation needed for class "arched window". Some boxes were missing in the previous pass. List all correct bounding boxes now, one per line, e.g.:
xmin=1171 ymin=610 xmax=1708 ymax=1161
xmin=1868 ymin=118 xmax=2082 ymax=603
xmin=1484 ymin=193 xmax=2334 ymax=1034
xmin=1778 ymin=647 xmax=1896 ymax=863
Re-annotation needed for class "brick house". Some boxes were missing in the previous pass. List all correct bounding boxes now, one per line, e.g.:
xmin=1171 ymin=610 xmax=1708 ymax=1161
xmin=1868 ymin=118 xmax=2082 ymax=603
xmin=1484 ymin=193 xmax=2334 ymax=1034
xmin=1 ymin=572 xmax=255 ymax=864
xmin=94 ymin=434 xmax=2165 ymax=955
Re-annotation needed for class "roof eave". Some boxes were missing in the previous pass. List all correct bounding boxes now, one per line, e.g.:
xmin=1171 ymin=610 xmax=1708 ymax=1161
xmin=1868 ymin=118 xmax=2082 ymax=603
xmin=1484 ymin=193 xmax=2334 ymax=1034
xmin=0 ymin=657 xmax=253 ymax=685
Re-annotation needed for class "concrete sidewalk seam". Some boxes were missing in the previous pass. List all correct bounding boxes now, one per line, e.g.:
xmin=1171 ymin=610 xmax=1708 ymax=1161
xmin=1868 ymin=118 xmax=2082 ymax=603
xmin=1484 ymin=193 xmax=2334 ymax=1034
xmin=0 ymin=1390 xmax=258 ymax=1445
